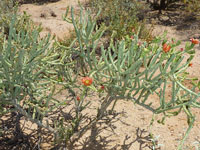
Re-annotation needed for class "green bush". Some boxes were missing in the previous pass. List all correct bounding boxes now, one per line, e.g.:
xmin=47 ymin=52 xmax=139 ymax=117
xmin=0 ymin=0 xmax=42 ymax=37
xmin=0 ymin=2 xmax=200 ymax=149
xmin=0 ymin=14 xmax=50 ymax=115
xmin=0 ymin=0 xmax=16 ymax=35
xmin=183 ymin=0 xmax=200 ymax=19
xmin=0 ymin=12 xmax=60 ymax=148
xmin=62 ymin=7 xmax=200 ymax=149
xmin=87 ymin=0 xmax=153 ymax=42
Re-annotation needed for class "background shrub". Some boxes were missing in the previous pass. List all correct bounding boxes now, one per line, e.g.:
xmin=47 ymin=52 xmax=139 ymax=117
xmin=87 ymin=0 xmax=154 ymax=42
xmin=184 ymin=0 xmax=200 ymax=19
xmin=0 ymin=0 xmax=42 ymax=37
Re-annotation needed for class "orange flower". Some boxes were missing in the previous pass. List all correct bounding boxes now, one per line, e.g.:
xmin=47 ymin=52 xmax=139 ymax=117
xmin=189 ymin=63 xmax=193 ymax=67
xmin=76 ymin=96 xmax=80 ymax=101
xmin=190 ymin=38 xmax=199 ymax=44
xmin=163 ymin=43 xmax=171 ymax=53
xmin=81 ymin=77 xmax=93 ymax=86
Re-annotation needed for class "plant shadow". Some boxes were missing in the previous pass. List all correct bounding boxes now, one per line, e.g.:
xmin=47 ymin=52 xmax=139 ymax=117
xmin=145 ymin=1 xmax=200 ymax=31
xmin=17 ymin=0 xmax=60 ymax=5
xmin=0 ymin=112 xmax=38 ymax=150
xmin=67 ymin=110 xmax=161 ymax=150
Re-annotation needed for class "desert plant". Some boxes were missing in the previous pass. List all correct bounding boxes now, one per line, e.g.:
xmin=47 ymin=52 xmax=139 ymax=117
xmin=183 ymin=0 xmax=200 ymax=19
xmin=1 ymin=3 xmax=199 ymax=150
xmin=0 ymin=12 xmax=59 ymax=147
xmin=0 ymin=10 xmax=96 ymax=148
xmin=87 ymin=0 xmax=153 ymax=42
xmin=0 ymin=0 xmax=16 ymax=35
xmin=62 ymin=6 xmax=200 ymax=149
xmin=0 ymin=0 xmax=42 ymax=38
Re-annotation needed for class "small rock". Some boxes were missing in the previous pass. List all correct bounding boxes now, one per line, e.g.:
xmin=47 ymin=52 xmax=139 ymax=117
xmin=50 ymin=11 xmax=57 ymax=17
xmin=160 ymin=15 xmax=169 ymax=22
xmin=40 ymin=13 xmax=47 ymax=18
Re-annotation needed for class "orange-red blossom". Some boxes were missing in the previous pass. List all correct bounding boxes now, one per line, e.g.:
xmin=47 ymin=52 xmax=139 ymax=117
xmin=76 ymin=96 xmax=80 ymax=101
xmin=180 ymin=48 xmax=184 ymax=52
xmin=81 ymin=77 xmax=93 ymax=86
xmin=190 ymin=38 xmax=199 ymax=44
xmin=163 ymin=43 xmax=171 ymax=53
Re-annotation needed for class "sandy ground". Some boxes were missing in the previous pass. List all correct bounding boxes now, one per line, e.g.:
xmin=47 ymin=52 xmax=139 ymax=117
xmin=19 ymin=0 xmax=89 ymax=39
xmin=17 ymin=0 xmax=200 ymax=149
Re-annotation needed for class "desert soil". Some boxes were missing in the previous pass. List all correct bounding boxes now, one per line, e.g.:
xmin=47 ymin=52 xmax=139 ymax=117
xmin=16 ymin=0 xmax=200 ymax=149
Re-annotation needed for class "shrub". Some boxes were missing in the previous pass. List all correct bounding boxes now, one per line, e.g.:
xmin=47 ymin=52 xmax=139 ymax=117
xmin=87 ymin=0 xmax=154 ymax=42
xmin=0 ymin=0 xmax=16 ymax=35
xmin=0 ymin=3 xmax=200 ymax=150
xmin=0 ymin=0 xmax=42 ymax=38
xmin=183 ymin=0 xmax=200 ymax=19
xmin=62 ymin=7 xmax=200 ymax=149
xmin=0 ymin=12 xmax=59 ymax=148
